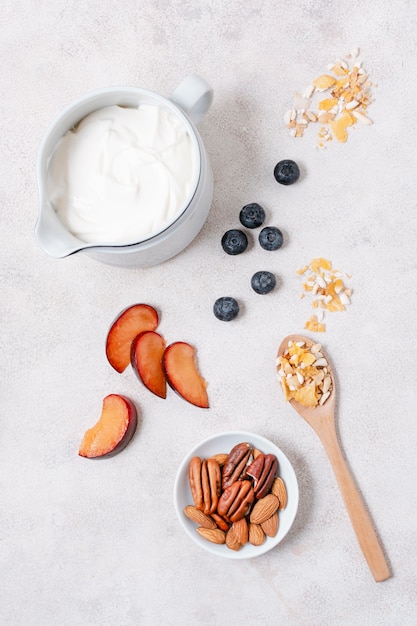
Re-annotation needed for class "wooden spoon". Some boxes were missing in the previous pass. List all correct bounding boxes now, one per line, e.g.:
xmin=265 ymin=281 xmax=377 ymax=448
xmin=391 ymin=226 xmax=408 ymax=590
xmin=277 ymin=334 xmax=391 ymax=582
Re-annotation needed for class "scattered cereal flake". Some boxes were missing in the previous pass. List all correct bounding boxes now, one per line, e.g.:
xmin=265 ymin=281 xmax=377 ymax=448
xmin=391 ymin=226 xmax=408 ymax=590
xmin=297 ymin=258 xmax=353 ymax=332
xmin=305 ymin=111 xmax=318 ymax=122
xmin=334 ymin=63 xmax=349 ymax=77
xmin=352 ymin=110 xmax=373 ymax=125
xmin=283 ymin=109 xmax=293 ymax=125
xmin=313 ymin=75 xmax=337 ymax=91
xmin=303 ymin=84 xmax=316 ymax=99
xmin=305 ymin=315 xmax=326 ymax=333
xmin=318 ymin=97 xmax=339 ymax=111
xmin=310 ymin=257 xmax=332 ymax=272
xmin=329 ymin=110 xmax=355 ymax=143
xmin=293 ymin=91 xmax=311 ymax=111
xmin=284 ymin=49 xmax=375 ymax=146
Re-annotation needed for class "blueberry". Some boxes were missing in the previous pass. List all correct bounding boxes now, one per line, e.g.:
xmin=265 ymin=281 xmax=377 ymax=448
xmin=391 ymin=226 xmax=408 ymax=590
xmin=273 ymin=159 xmax=300 ymax=185
xmin=221 ymin=229 xmax=248 ymax=255
xmin=213 ymin=297 xmax=239 ymax=321
xmin=251 ymin=271 xmax=276 ymax=295
xmin=239 ymin=203 xmax=266 ymax=229
xmin=259 ymin=226 xmax=283 ymax=251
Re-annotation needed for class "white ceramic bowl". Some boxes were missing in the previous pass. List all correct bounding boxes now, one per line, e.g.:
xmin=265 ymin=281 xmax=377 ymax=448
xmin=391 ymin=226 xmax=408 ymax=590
xmin=174 ymin=431 xmax=299 ymax=559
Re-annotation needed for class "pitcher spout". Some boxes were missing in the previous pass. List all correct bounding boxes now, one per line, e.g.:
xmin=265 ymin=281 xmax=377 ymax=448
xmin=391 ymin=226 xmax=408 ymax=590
xmin=35 ymin=204 xmax=86 ymax=258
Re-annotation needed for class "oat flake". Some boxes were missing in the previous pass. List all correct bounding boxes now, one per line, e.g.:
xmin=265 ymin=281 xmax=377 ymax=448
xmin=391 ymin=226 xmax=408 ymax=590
xmin=297 ymin=258 xmax=353 ymax=332
xmin=284 ymin=48 xmax=375 ymax=147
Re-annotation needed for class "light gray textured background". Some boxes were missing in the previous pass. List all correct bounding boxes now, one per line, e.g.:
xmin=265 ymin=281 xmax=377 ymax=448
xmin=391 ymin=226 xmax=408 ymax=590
xmin=1 ymin=1 xmax=416 ymax=624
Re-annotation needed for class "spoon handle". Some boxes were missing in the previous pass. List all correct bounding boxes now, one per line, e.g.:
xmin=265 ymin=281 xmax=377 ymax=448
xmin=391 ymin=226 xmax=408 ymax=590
xmin=318 ymin=425 xmax=391 ymax=582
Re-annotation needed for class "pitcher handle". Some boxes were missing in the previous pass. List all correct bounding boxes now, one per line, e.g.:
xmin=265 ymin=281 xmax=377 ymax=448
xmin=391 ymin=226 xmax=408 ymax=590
xmin=170 ymin=73 xmax=213 ymax=125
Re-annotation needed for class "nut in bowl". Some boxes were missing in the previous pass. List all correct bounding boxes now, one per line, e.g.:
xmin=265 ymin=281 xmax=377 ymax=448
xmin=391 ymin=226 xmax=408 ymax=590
xmin=174 ymin=431 xmax=299 ymax=559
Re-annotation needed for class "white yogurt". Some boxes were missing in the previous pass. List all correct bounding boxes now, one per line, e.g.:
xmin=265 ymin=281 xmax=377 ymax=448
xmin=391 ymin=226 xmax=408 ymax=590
xmin=47 ymin=104 xmax=198 ymax=244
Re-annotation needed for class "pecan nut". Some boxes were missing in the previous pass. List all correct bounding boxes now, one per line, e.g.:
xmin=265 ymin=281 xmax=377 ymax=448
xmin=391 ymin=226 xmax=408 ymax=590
xmin=217 ymin=479 xmax=255 ymax=522
xmin=188 ymin=456 xmax=221 ymax=514
xmin=222 ymin=442 xmax=252 ymax=489
xmin=245 ymin=453 xmax=278 ymax=499
xmin=206 ymin=457 xmax=221 ymax=514
xmin=210 ymin=512 xmax=231 ymax=532
xmin=189 ymin=456 xmax=204 ymax=510
xmin=201 ymin=459 xmax=211 ymax=514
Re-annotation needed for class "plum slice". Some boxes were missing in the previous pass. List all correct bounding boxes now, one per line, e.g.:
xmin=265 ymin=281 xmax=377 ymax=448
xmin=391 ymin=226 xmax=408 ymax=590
xmin=106 ymin=304 xmax=159 ymax=373
xmin=163 ymin=342 xmax=209 ymax=408
xmin=78 ymin=394 xmax=137 ymax=458
xmin=131 ymin=331 xmax=167 ymax=399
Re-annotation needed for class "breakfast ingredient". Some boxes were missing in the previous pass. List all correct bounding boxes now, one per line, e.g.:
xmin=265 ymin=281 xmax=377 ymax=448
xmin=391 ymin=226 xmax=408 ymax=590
xmin=196 ymin=527 xmax=226 ymax=544
xmin=106 ymin=304 xmax=159 ymax=373
xmin=189 ymin=456 xmax=204 ymax=510
xmin=239 ymin=203 xmax=266 ymax=228
xmin=209 ymin=453 xmax=228 ymax=466
xmin=248 ymin=523 xmax=266 ymax=546
xmin=222 ymin=442 xmax=253 ymax=489
xmin=221 ymin=229 xmax=248 ymax=255
xmin=131 ymin=331 xmax=167 ymax=398
xmin=276 ymin=339 xmax=333 ymax=407
xmin=271 ymin=477 xmax=288 ymax=509
xmin=188 ymin=457 xmax=221 ymax=514
xmin=163 ymin=342 xmax=209 ymax=408
xmin=226 ymin=526 xmax=243 ymax=551
xmin=233 ymin=517 xmax=249 ymax=545
xmin=245 ymin=453 xmax=279 ymax=499
xmin=48 ymin=104 xmax=197 ymax=244
xmin=217 ymin=480 xmax=256 ymax=522
xmin=297 ymin=257 xmax=352 ymax=332
xmin=249 ymin=493 xmax=280 ymax=524
xmin=304 ymin=315 xmax=326 ymax=333
xmin=183 ymin=505 xmax=217 ymax=529
xmin=261 ymin=512 xmax=279 ymax=537
xmin=210 ymin=513 xmax=231 ymax=532
xmin=215 ymin=207 xmax=285 ymax=322
xmin=213 ymin=296 xmax=240 ymax=321
xmin=107 ymin=304 xmax=209 ymax=407
xmin=258 ymin=226 xmax=284 ymax=251
xmin=251 ymin=271 xmax=276 ymax=295
xmin=273 ymin=159 xmax=300 ymax=185
xmin=78 ymin=394 xmax=137 ymax=458
xmin=284 ymin=48 xmax=375 ymax=147
xmin=185 ymin=441 xmax=288 ymax=552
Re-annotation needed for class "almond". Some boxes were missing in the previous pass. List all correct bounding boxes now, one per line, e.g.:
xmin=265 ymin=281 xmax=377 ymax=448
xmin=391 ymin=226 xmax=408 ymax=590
xmin=252 ymin=447 xmax=262 ymax=460
xmin=183 ymin=505 xmax=216 ymax=529
xmin=261 ymin=512 xmax=279 ymax=537
xmin=196 ymin=527 xmax=226 ymax=544
xmin=209 ymin=453 xmax=228 ymax=466
xmin=226 ymin=526 xmax=242 ymax=551
xmin=249 ymin=493 xmax=280 ymax=524
xmin=271 ymin=477 xmax=288 ymax=509
xmin=248 ymin=522 xmax=265 ymax=546
xmin=233 ymin=517 xmax=249 ymax=545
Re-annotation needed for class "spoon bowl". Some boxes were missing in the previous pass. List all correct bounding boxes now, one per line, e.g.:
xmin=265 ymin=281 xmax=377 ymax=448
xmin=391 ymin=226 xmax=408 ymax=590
xmin=277 ymin=334 xmax=391 ymax=583
xmin=277 ymin=333 xmax=337 ymax=433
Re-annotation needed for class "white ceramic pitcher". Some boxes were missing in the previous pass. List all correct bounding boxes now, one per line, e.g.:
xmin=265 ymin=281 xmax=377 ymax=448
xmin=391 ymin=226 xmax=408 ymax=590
xmin=35 ymin=74 xmax=214 ymax=267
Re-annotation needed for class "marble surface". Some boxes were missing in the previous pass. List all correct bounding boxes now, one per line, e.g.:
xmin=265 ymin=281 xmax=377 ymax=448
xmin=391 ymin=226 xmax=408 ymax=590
xmin=1 ymin=1 xmax=416 ymax=624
